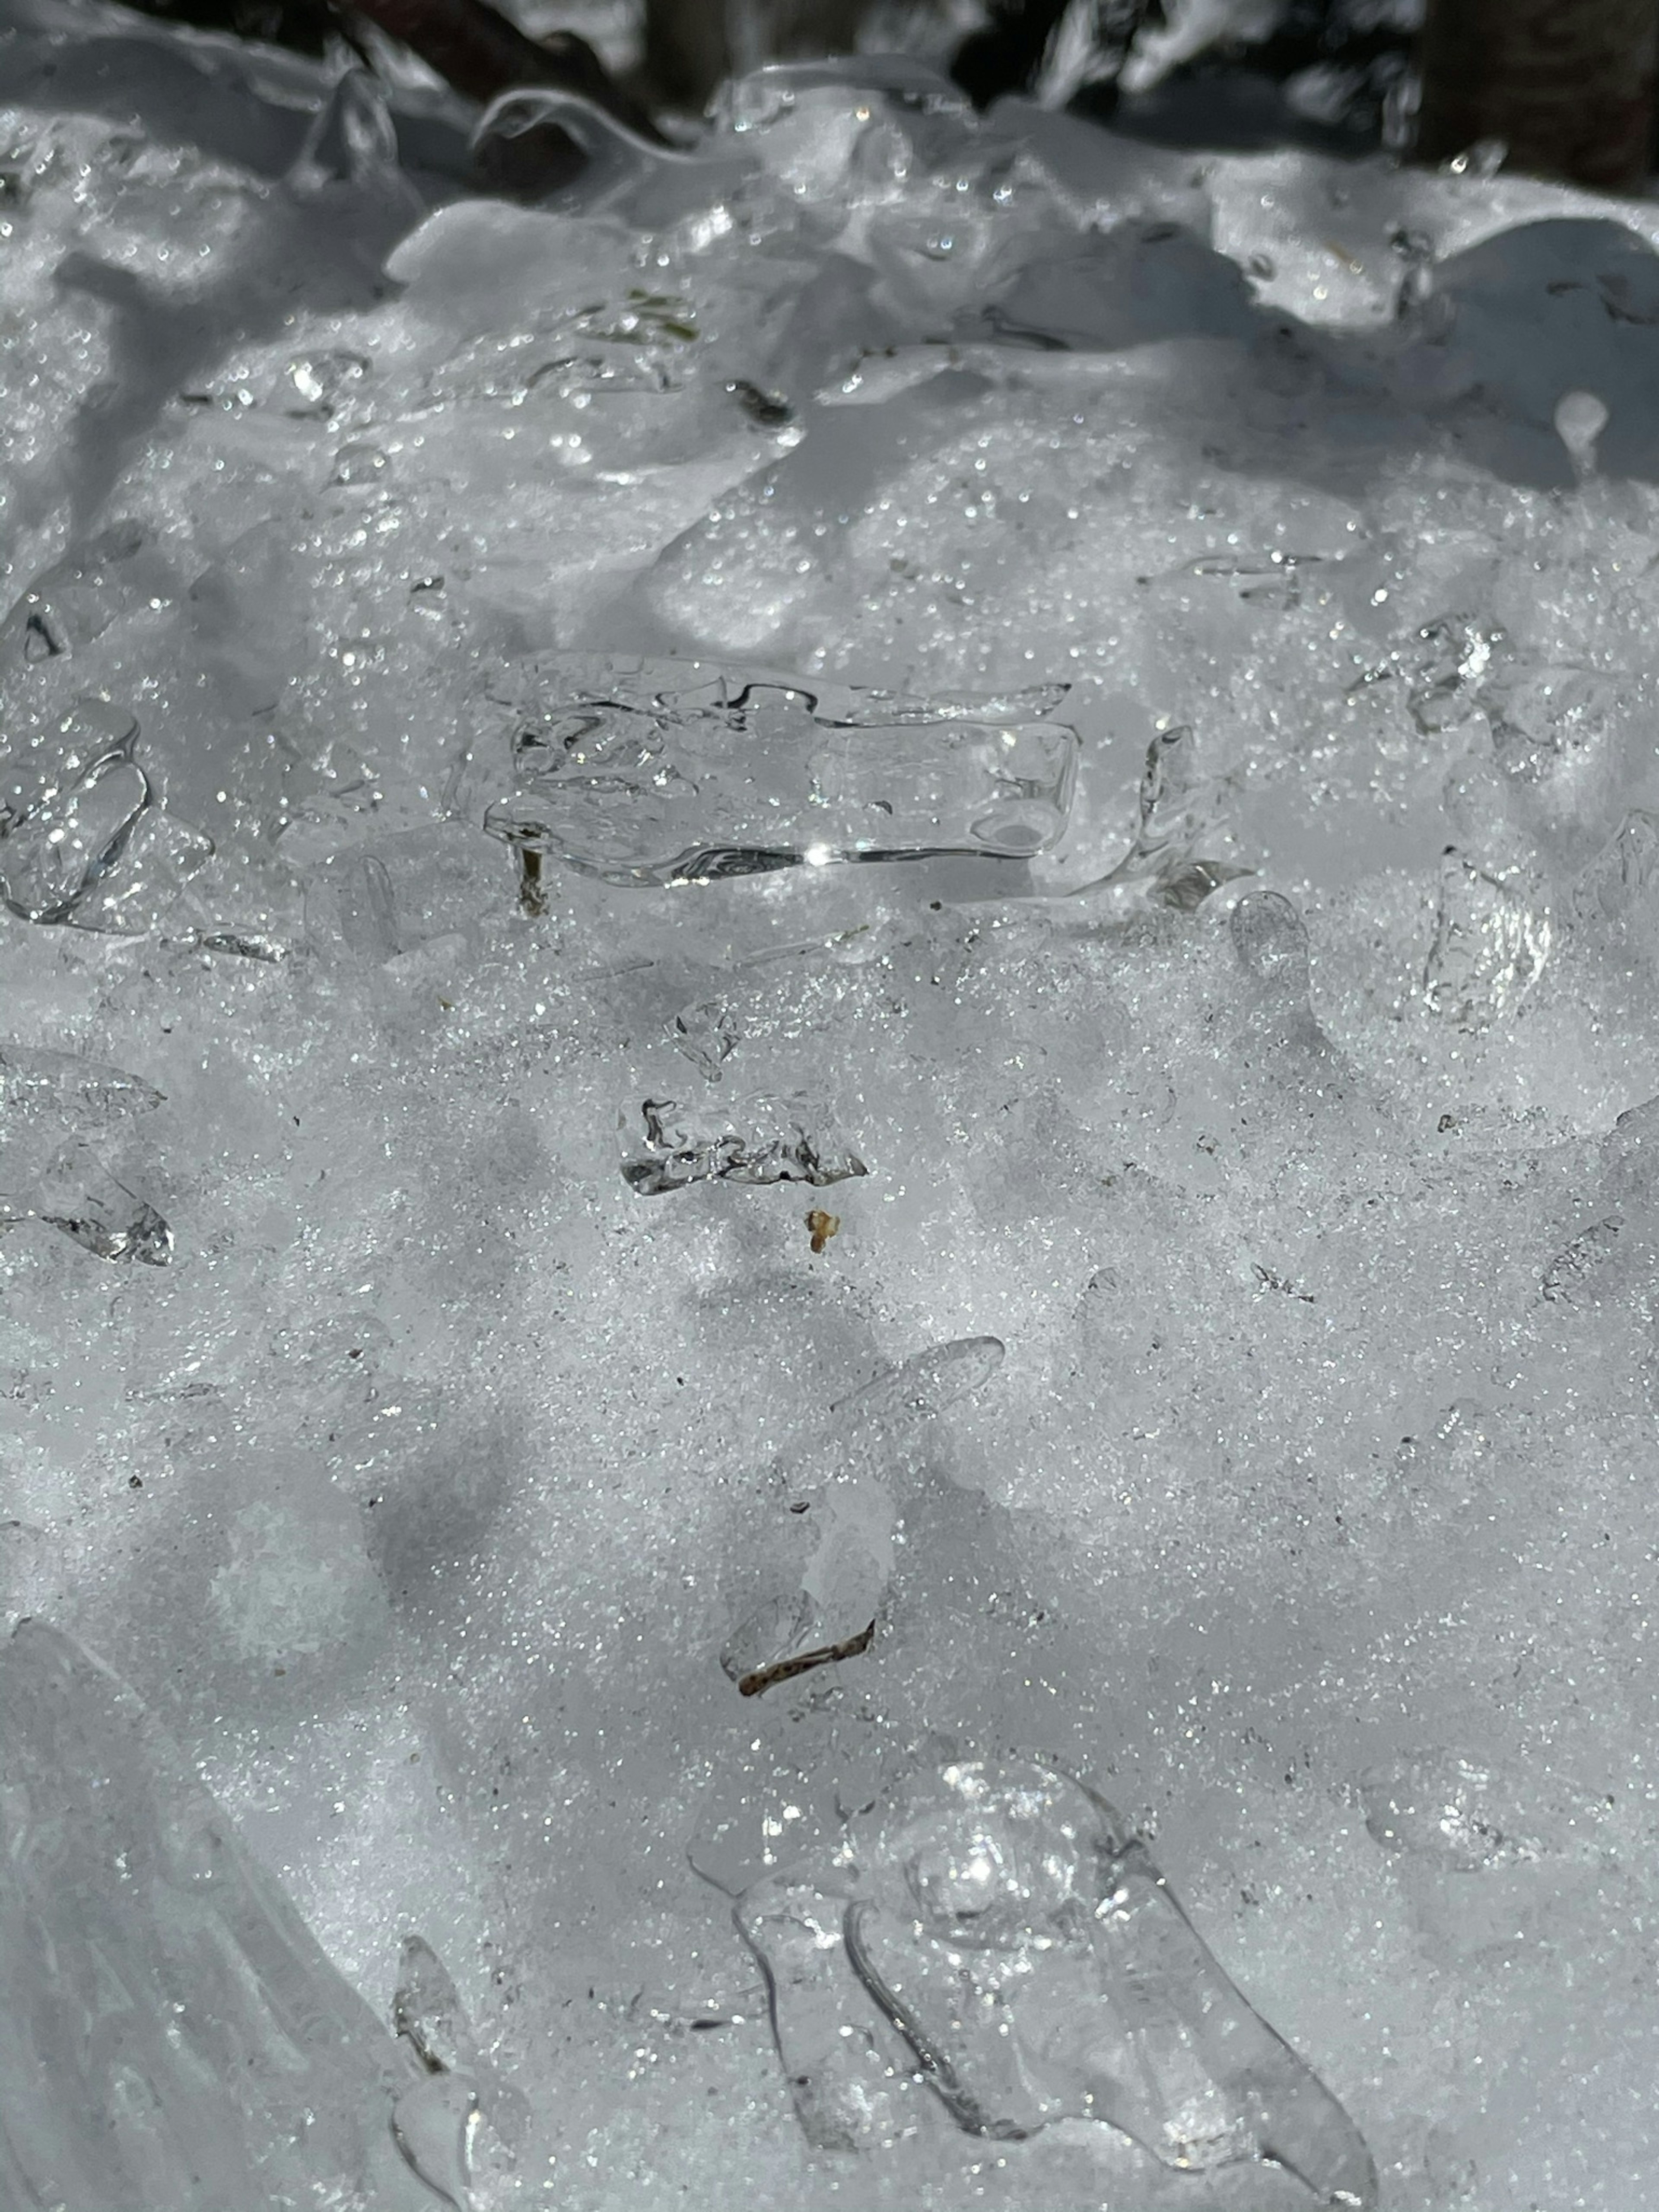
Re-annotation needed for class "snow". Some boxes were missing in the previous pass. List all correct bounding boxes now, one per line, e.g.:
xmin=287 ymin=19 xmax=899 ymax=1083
xmin=4 ymin=5 xmax=1659 ymax=2206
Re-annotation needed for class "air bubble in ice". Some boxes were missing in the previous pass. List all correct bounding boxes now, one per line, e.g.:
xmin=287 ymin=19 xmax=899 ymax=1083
xmin=734 ymin=1753 xmax=1376 ymax=2205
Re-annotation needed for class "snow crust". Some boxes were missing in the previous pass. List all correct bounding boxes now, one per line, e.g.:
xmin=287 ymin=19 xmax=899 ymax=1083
xmin=5 ymin=6 xmax=1659 ymax=2204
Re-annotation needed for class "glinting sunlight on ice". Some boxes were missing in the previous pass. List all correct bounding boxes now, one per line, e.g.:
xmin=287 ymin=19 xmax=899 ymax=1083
xmin=3 ymin=0 xmax=1659 ymax=2203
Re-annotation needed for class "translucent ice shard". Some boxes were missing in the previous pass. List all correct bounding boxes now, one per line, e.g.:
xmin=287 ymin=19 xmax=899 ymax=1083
xmin=1404 ymin=616 xmax=1506 ymax=734
xmin=1422 ymin=849 xmax=1551 ymax=1025
xmin=721 ymin=1335 xmax=1006 ymax=1680
xmin=672 ymin=998 xmax=739 ymax=1081
xmin=32 ymin=1143 xmax=173 ymax=1263
xmin=1358 ymin=1752 xmax=1611 ymax=1872
xmin=1572 ymin=808 xmax=1659 ymax=941
xmin=0 ymin=1621 xmax=446 ymax=2210
xmin=391 ymin=1934 xmax=529 ymax=2193
xmin=622 ymin=1094 xmax=868 ymax=1194
xmin=831 ymin=1335 xmax=1007 ymax=1424
xmin=734 ymin=1754 xmax=1376 ymax=2207
xmin=0 ymin=701 xmax=150 ymax=925
xmin=0 ymin=520 xmax=168 ymax=671
xmin=0 ymin=701 xmax=210 ymax=932
xmin=483 ymin=660 xmax=1078 ymax=890
xmin=395 ymin=1935 xmax=477 ymax=2077
xmin=0 ymin=1042 xmax=163 ymax=1128
xmin=1077 ymin=726 xmax=1250 ymax=910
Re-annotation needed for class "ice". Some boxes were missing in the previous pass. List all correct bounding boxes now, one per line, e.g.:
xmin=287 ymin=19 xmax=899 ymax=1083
xmin=1422 ymin=849 xmax=1553 ymax=1026
xmin=1357 ymin=1751 xmax=1612 ymax=1874
xmin=482 ymin=659 xmax=1079 ymax=887
xmin=671 ymin=997 xmax=740 ymax=1079
xmin=13 ymin=10 xmax=1659 ymax=2208
xmin=0 ymin=1620 xmax=445 ymax=2210
xmin=735 ymin=1753 xmax=1376 ymax=2206
xmin=621 ymin=1091 xmax=869 ymax=1191
xmin=721 ymin=1333 xmax=1004 ymax=1673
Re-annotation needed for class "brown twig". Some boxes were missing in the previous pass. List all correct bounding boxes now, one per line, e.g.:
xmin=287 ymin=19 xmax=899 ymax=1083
xmin=737 ymin=1620 xmax=875 ymax=1698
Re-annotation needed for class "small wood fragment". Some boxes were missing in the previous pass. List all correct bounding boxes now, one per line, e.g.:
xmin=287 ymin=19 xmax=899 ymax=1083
xmin=737 ymin=1620 xmax=875 ymax=1698
xmin=805 ymin=1208 xmax=840 ymax=1256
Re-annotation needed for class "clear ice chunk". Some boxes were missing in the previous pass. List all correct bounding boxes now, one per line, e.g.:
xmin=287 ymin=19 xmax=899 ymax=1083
xmin=31 ymin=1141 xmax=173 ymax=1265
xmin=391 ymin=1934 xmax=529 ymax=2185
xmin=482 ymin=661 xmax=1078 ymax=889
xmin=0 ymin=702 xmax=151 ymax=925
xmin=672 ymin=999 xmax=739 ymax=1081
xmin=0 ymin=1042 xmax=163 ymax=1128
xmin=287 ymin=67 xmax=401 ymax=195
xmin=1358 ymin=1752 xmax=1611 ymax=1872
xmin=0 ymin=701 xmax=210 ymax=933
xmin=1572 ymin=809 xmax=1659 ymax=938
xmin=1541 ymin=1215 xmax=1622 ymax=1305
xmin=734 ymin=1754 xmax=1376 ymax=2207
xmin=622 ymin=1094 xmax=868 ymax=1194
xmin=391 ymin=2073 xmax=481 ymax=2211
xmin=0 ymin=520 xmax=165 ymax=671
xmin=1601 ymin=1093 xmax=1659 ymax=1210
xmin=1080 ymin=726 xmax=1250 ymax=910
xmin=1422 ymin=849 xmax=1551 ymax=1026
xmin=0 ymin=1621 xmax=447 ymax=2210
xmin=0 ymin=1049 xmax=170 ymax=1262
xmin=306 ymin=851 xmax=402 ymax=963
xmin=721 ymin=1335 xmax=1007 ymax=1678
xmin=1487 ymin=664 xmax=1616 ymax=787
xmin=1404 ymin=616 xmax=1506 ymax=734
xmin=1231 ymin=889 xmax=1313 ymax=996
xmin=395 ymin=1934 xmax=477 ymax=2077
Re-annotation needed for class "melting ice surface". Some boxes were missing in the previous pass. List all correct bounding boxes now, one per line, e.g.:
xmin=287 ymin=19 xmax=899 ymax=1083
xmin=9 ymin=3 xmax=1659 ymax=2207
xmin=736 ymin=1754 xmax=1376 ymax=2206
